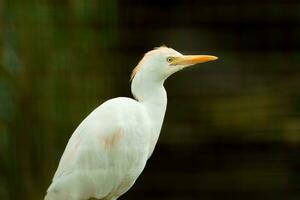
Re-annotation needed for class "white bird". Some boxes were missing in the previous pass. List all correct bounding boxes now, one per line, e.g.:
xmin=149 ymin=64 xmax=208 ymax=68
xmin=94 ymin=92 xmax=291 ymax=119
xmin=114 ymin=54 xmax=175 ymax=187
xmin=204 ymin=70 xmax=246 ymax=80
xmin=45 ymin=46 xmax=218 ymax=200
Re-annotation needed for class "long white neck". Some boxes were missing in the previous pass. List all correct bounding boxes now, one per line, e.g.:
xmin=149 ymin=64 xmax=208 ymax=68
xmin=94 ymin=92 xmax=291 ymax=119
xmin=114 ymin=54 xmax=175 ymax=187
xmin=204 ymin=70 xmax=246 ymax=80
xmin=131 ymin=73 xmax=167 ymax=156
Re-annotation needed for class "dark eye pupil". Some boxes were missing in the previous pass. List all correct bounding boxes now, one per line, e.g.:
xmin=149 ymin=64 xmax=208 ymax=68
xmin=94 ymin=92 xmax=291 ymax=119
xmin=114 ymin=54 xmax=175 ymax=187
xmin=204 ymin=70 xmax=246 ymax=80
xmin=167 ymin=57 xmax=172 ymax=62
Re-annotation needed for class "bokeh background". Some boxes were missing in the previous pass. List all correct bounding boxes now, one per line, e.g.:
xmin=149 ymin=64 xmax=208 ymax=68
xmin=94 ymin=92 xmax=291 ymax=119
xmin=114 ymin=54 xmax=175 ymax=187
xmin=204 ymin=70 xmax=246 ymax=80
xmin=1 ymin=0 xmax=300 ymax=199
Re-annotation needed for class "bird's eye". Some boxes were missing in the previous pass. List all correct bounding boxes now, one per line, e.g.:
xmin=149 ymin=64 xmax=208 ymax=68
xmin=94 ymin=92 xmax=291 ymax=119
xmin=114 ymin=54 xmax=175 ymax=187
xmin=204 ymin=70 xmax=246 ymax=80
xmin=166 ymin=57 xmax=173 ymax=63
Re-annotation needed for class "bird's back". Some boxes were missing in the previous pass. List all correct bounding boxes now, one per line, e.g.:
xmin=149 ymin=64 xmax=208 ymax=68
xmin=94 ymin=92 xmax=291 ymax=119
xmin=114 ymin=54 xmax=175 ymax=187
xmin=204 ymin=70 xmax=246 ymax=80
xmin=46 ymin=97 xmax=152 ymax=200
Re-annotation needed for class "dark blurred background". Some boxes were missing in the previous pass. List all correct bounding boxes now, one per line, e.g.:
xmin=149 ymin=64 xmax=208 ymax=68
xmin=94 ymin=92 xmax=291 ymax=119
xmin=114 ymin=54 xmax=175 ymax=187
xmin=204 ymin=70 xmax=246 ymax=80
xmin=1 ymin=0 xmax=300 ymax=199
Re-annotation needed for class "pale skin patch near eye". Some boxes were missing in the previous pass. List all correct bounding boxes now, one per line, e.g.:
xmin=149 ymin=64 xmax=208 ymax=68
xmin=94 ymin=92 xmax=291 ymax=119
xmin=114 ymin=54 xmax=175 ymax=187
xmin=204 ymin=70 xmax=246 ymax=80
xmin=101 ymin=128 xmax=124 ymax=151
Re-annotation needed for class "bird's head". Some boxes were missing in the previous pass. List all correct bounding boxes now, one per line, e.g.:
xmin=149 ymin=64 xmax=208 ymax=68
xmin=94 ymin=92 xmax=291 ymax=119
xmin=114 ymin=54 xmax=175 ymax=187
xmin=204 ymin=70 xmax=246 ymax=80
xmin=130 ymin=46 xmax=218 ymax=82
xmin=130 ymin=46 xmax=218 ymax=101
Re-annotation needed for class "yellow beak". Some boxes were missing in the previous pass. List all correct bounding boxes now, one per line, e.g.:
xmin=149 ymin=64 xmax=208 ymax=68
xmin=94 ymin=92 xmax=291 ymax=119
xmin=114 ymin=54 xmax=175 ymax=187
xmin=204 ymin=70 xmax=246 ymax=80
xmin=171 ymin=55 xmax=218 ymax=66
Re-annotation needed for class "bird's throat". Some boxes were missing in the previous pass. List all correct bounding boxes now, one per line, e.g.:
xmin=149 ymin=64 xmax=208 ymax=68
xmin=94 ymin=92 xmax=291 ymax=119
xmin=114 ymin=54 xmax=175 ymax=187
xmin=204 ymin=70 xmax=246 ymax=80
xmin=141 ymin=87 xmax=167 ymax=158
xmin=131 ymin=78 xmax=167 ymax=157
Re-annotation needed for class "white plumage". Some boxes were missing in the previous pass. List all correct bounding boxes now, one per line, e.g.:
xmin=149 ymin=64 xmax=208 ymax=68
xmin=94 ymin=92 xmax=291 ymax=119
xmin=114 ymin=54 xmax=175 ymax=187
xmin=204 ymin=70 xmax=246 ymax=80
xmin=45 ymin=46 xmax=217 ymax=200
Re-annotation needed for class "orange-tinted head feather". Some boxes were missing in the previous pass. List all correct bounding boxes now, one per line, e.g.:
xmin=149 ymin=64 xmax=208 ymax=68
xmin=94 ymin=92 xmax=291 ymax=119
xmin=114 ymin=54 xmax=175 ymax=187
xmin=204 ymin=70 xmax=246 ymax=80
xmin=130 ymin=46 xmax=169 ymax=81
xmin=130 ymin=58 xmax=144 ymax=81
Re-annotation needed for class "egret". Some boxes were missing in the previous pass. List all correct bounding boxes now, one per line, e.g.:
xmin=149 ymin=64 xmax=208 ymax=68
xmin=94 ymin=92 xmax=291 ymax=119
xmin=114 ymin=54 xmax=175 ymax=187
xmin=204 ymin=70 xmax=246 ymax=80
xmin=45 ymin=46 xmax=218 ymax=200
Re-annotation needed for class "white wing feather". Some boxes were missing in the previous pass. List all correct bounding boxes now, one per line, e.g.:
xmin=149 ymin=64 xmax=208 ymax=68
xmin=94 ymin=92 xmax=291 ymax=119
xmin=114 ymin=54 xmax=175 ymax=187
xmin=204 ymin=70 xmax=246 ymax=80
xmin=45 ymin=97 xmax=152 ymax=200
